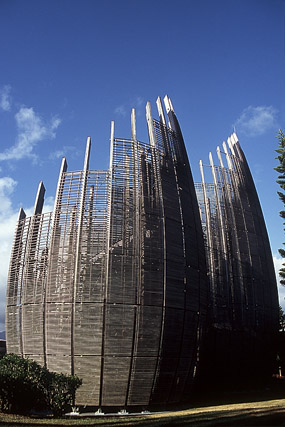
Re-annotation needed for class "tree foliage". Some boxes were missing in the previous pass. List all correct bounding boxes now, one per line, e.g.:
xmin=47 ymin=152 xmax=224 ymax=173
xmin=0 ymin=354 xmax=82 ymax=416
xmin=279 ymin=305 xmax=285 ymax=332
xmin=275 ymin=129 xmax=285 ymax=285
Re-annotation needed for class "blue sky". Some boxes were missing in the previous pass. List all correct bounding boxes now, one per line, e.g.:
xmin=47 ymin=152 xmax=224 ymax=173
xmin=0 ymin=0 xmax=284 ymax=330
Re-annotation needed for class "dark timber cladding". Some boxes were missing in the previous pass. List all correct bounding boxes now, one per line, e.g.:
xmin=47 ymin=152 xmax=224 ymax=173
xmin=6 ymin=96 xmax=208 ymax=408
xmin=195 ymin=133 xmax=279 ymax=387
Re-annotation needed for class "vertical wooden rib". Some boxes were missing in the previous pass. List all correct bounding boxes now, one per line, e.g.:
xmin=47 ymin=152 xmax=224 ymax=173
xmin=44 ymin=157 xmax=67 ymax=366
xmin=71 ymin=137 xmax=91 ymax=375
xmin=99 ymin=122 xmax=114 ymax=407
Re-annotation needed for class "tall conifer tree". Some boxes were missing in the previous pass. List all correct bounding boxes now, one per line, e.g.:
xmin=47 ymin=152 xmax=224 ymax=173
xmin=275 ymin=130 xmax=285 ymax=285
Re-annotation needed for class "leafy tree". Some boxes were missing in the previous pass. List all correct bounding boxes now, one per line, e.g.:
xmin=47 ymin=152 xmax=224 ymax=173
xmin=45 ymin=371 xmax=82 ymax=416
xmin=0 ymin=354 xmax=82 ymax=416
xmin=279 ymin=305 xmax=285 ymax=332
xmin=275 ymin=129 xmax=285 ymax=284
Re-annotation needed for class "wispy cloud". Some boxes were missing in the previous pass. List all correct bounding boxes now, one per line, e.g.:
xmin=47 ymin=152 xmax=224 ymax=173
xmin=135 ymin=96 xmax=143 ymax=107
xmin=0 ymin=177 xmax=17 ymax=216
xmin=234 ymin=105 xmax=278 ymax=137
xmin=0 ymin=85 xmax=12 ymax=112
xmin=114 ymin=96 xmax=144 ymax=118
xmin=114 ymin=105 xmax=127 ymax=117
xmin=133 ymin=96 xmax=144 ymax=117
xmin=42 ymin=196 xmax=55 ymax=213
xmin=0 ymin=107 xmax=61 ymax=161
xmin=49 ymin=145 xmax=77 ymax=160
xmin=49 ymin=150 xmax=65 ymax=160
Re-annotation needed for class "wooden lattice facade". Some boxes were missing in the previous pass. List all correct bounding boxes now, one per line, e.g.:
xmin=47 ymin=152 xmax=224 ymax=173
xmin=195 ymin=133 xmax=279 ymax=388
xmin=6 ymin=96 xmax=209 ymax=407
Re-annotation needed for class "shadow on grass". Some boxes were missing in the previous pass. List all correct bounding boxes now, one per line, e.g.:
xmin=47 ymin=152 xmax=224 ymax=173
xmin=1 ymin=381 xmax=285 ymax=426
xmin=135 ymin=407 xmax=285 ymax=426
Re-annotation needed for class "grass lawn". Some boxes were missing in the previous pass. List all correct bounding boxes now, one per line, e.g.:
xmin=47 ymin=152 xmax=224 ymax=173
xmin=1 ymin=397 xmax=285 ymax=426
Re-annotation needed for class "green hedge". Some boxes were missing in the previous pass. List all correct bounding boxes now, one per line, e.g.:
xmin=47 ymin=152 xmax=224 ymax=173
xmin=0 ymin=354 xmax=82 ymax=416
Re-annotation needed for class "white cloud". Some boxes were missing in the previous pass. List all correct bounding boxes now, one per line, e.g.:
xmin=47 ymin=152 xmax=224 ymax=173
xmin=234 ymin=105 xmax=278 ymax=137
xmin=42 ymin=196 xmax=55 ymax=213
xmin=49 ymin=150 xmax=65 ymax=160
xmin=135 ymin=96 xmax=143 ymax=107
xmin=0 ymin=107 xmax=61 ymax=161
xmin=133 ymin=96 xmax=144 ymax=117
xmin=0 ymin=177 xmax=17 ymax=216
xmin=114 ymin=105 xmax=127 ymax=117
xmin=0 ymin=85 xmax=12 ymax=112
xmin=114 ymin=97 xmax=144 ymax=118
xmin=49 ymin=145 xmax=76 ymax=160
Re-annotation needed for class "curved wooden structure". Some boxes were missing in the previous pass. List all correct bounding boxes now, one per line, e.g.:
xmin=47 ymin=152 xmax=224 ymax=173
xmin=195 ymin=133 xmax=279 ymax=387
xmin=6 ymin=96 xmax=208 ymax=407
xmin=6 ymin=98 xmax=278 ymax=406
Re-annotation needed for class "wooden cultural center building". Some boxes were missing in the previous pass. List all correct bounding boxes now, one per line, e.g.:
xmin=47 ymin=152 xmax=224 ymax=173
xmin=6 ymin=95 xmax=278 ymax=409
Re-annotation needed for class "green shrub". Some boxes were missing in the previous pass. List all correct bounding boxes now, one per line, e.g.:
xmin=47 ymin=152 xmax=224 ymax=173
xmin=0 ymin=354 xmax=82 ymax=416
